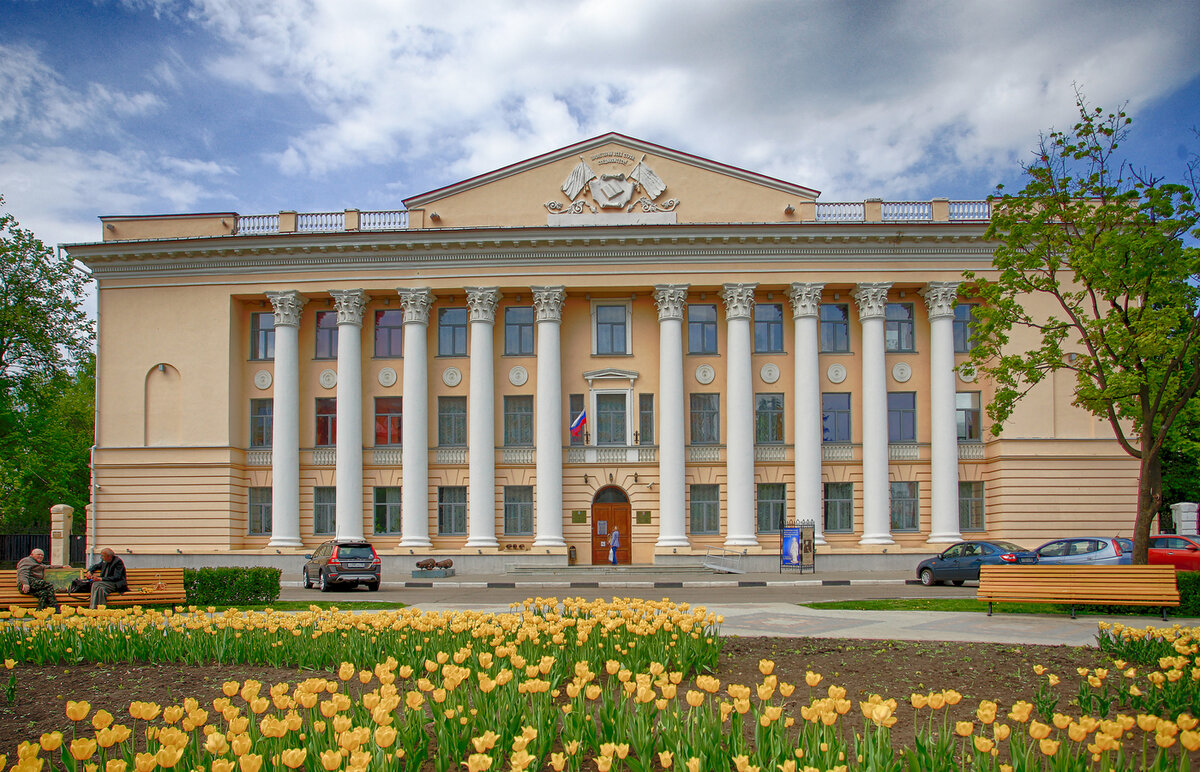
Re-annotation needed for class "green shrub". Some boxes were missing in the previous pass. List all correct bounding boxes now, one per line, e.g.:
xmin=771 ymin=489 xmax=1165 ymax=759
xmin=183 ymin=567 xmax=281 ymax=605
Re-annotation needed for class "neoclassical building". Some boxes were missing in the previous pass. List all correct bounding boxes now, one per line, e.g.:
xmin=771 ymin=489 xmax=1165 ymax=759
xmin=68 ymin=134 xmax=1137 ymax=571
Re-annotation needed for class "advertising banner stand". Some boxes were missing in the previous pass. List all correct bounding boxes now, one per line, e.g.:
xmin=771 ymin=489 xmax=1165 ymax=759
xmin=780 ymin=515 xmax=816 ymax=574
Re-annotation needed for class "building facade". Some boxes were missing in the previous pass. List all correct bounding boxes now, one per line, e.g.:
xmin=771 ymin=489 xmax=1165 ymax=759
xmin=68 ymin=134 xmax=1138 ymax=571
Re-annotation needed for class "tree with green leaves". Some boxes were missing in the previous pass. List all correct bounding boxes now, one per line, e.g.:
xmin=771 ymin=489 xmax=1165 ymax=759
xmin=0 ymin=195 xmax=95 ymax=532
xmin=966 ymin=95 xmax=1200 ymax=564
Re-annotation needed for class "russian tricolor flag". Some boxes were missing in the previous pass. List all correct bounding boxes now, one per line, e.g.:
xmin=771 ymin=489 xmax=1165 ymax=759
xmin=569 ymin=410 xmax=587 ymax=437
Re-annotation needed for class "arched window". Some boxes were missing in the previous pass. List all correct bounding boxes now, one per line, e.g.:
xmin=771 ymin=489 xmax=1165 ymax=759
xmin=593 ymin=486 xmax=628 ymax=504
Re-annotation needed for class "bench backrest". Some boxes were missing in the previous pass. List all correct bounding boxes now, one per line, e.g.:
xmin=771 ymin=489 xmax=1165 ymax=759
xmin=978 ymin=564 xmax=1180 ymax=604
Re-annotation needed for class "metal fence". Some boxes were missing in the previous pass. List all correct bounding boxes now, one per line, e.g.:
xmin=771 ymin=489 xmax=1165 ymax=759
xmin=0 ymin=534 xmax=87 ymax=565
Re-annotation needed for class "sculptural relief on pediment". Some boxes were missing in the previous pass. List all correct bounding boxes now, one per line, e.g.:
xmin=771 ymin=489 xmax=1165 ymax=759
xmin=546 ymin=150 xmax=680 ymax=225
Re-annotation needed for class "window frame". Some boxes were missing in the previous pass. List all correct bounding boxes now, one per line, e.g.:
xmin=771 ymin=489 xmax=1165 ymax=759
xmin=314 ymin=310 xmax=338 ymax=360
xmin=687 ymin=303 xmax=718 ymax=354
xmin=819 ymin=304 xmax=850 ymax=353
xmin=754 ymin=302 xmax=785 ymax=353
xmin=594 ymin=391 xmax=628 ymax=446
xmin=889 ymin=481 xmax=919 ymax=531
xmin=248 ymin=487 xmax=272 ymax=535
xmin=953 ymin=303 xmax=978 ymax=353
xmin=374 ymin=396 xmax=403 ymax=447
xmin=884 ymin=302 xmax=915 ymax=353
xmin=755 ymin=393 xmax=785 ymax=444
xmin=887 ymin=392 xmax=917 ymax=443
xmin=503 ymin=485 xmax=534 ymax=536
xmin=689 ymin=393 xmax=720 ymax=445
xmin=956 ymin=391 xmax=982 ymax=442
xmin=315 ymin=397 xmax=337 ymax=447
xmin=373 ymin=486 xmax=402 ymax=535
xmin=438 ymin=396 xmax=467 ymax=446
xmin=437 ymin=486 xmax=467 ymax=535
xmin=250 ymin=312 xmax=275 ymax=361
xmin=592 ymin=301 xmax=631 ymax=355
xmin=250 ymin=398 xmax=273 ymax=449
xmin=313 ymin=486 xmax=335 ymax=535
xmin=504 ymin=306 xmax=535 ymax=356
xmin=824 ymin=482 xmax=854 ymax=533
xmin=689 ymin=484 xmax=720 ymax=535
xmin=638 ymin=393 xmax=654 ymax=445
xmin=821 ymin=392 xmax=852 ymax=443
xmin=959 ymin=480 xmax=985 ymax=531
xmin=503 ymin=395 xmax=534 ymax=446
xmin=569 ymin=393 xmax=586 ymax=446
xmin=374 ymin=309 xmax=404 ymax=358
xmin=437 ymin=307 xmax=469 ymax=357
xmin=756 ymin=482 xmax=786 ymax=533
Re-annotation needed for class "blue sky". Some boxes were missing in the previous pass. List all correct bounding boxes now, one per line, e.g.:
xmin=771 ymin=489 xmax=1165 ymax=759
xmin=3 ymin=0 xmax=1199 ymax=252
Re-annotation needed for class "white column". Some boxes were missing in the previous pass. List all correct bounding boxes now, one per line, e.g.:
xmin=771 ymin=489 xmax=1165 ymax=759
xmin=722 ymin=283 xmax=758 ymax=547
xmin=654 ymin=284 xmax=689 ymax=548
xmin=331 ymin=289 xmax=367 ymax=541
xmin=266 ymin=290 xmax=307 ymax=547
xmin=922 ymin=281 xmax=963 ymax=543
xmin=465 ymin=287 xmax=501 ymax=548
xmin=532 ymin=287 xmax=567 ymax=547
xmin=789 ymin=282 xmax=825 ymax=544
xmin=853 ymin=282 xmax=894 ymax=545
xmin=398 ymin=288 xmax=433 ymax=547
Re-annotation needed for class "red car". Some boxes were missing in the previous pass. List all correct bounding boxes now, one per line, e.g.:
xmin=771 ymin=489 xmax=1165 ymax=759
xmin=1147 ymin=535 xmax=1200 ymax=571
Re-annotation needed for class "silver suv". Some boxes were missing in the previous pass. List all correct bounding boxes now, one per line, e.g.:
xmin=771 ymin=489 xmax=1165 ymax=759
xmin=302 ymin=540 xmax=381 ymax=591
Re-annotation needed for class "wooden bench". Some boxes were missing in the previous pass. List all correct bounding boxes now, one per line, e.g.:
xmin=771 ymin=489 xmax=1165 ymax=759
xmin=0 ymin=567 xmax=188 ymax=610
xmin=978 ymin=564 xmax=1180 ymax=619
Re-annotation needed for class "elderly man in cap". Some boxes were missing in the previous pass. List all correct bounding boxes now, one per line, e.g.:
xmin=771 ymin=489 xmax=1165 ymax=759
xmin=16 ymin=548 xmax=60 ymax=612
xmin=86 ymin=547 xmax=128 ymax=609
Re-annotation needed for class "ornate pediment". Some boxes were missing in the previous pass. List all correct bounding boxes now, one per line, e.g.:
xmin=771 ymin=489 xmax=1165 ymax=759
xmin=582 ymin=368 xmax=640 ymax=387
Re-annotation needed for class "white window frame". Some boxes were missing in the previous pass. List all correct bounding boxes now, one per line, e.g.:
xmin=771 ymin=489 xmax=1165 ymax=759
xmin=591 ymin=388 xmax=632 ymax=446
xmin=591 ymin=299 xmax=632 ymax=356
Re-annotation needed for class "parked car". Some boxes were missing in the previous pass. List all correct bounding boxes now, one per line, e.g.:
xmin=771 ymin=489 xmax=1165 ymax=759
xmin=1147 ymin=535 xmax=1200 ymax=571
xmin=916 ymin=540 xmax=1037 ymax=586
xmin=1032 ymin=537 xmax=1129 ymax=566
xmin=302 ymin=540 xmax=381 ymax=591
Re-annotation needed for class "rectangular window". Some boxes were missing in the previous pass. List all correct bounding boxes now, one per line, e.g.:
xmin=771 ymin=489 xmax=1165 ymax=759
xmin=887 ymin=392 xmax=917 ymax=443
xmin=504 ymin=307 xmax=535 ymax=356
xmin=248 ymin=487 xmax=271 ymax=535
xmin=569 ymin=393 xmax=585 ymax=446
xmin=755 ymin=393 xmax=784 ymax=444
xmin=689 ymin=393 xmax=720 ymax=445
xmin=889 ymin=481 xmax=919 ymax=531
xmin=884 ymin=303 xmax=915 ymax=352
xmin=819 ymin=304 xmax=850 ymax=353
xmin=374 ymin=309 xmax=404 ymax=358
xmin=438 ymin=397 xmax=467 ymax=446
xmin=373 ymin=487 xmax=402 ymax=535
xmin=250 ymin=398 xmax=273 ymax=448
xmin=757 ymin=482 xmax=786 ymax=533
xmin=953 ymin=304 xmax=978 ymax=353
xmin=822 ymin=393 xmax=852 ymax=443
xmin=504 ymin=395 xmax=534 ymax=446
xmin=438 ymin=308 xmax=468 ymax=356
xmin=251 ymin=312 xmax=275 ymax=360
xmin=639 ymin=393 xmax=654 ymax=445
xmin=437 ymin=486 xmax=467 ymax=535
xmin=374 ymin=396 xmax=402 ymax=446
xmin=313 ymin=487 xmax=335 ymax=534
xmin=824 ymin=482 xmax=854 ymax=532
xmin=596 ymin=393 xmax=627 ymax=445
xmin=315 ymin=397 xmax=337 ymax=447
xmin=959 ymin=481 xmax=985 ymax=531
xmin=595 ymin=304 xmax=628 ymax=355
xmin=754 ymin=303 xmax=785 ymax=353
xmin=504 ymin=485 xmax=533 ymax=536
xmin=688 ymin=304 xmax=718 ymax=354
xmin=956 ymin=392 xmax=982 ymax=442
xmin=690 ymin=484 xmax=720 ymax=535
xmin=315 ymin=311 xmax=338 ymax=359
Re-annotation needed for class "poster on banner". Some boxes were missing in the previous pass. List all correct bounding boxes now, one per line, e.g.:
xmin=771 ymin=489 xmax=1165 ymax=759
xmin=780 ymin=519 xmax=816 ymax=573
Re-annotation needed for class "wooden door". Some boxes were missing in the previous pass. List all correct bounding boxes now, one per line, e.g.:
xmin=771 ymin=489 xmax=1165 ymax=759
xmin=591 ymin=488 xmax=631 ymax=565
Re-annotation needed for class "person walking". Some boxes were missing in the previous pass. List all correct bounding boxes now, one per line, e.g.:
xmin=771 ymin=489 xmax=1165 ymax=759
xmin=609 ymin=528 xmax=620 ymax=565
xmin=86 ymin=547 xmax=128 ymax=608
xmin=16 ymin=548 xmax=60 ymax=612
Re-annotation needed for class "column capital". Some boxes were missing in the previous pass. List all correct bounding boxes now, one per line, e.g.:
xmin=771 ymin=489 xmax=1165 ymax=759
xmin=330 ymin=289 xmax=368 ymax=327
xmin=721 ymin=282 xmax=757 ymax=320
xmin=920 ymin=281 xmax=962 ymax=320
xmin=788 ymin=282 xmax=825 ymax=318
xmin=397 ymin=288 xmax=434 ymax=325
xmin=465 ymin=287 xmax=501 ymax=323
xmin=265 ymin=290 xmax=308 ymax=328
xmin=852 ymin=282 xmax=893 ymax=320
xmin=532 ymin=286 xmax=566 ymax=322
xmin=653 ymin=284 xmax=689 ymax=321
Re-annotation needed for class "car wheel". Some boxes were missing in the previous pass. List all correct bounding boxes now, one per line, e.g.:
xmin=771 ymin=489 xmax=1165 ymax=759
xmin=952 ymin=580 xmax=965 ymax=586
xmin=365 ymin=581 xmax=380 ymax=592
xmin=919 ymin=568 xmax=937 ymax=586
xmin=319 ymin=571 xmax=332 ymax=593
xmin=302 ymin=570 xmax=313 ymax=590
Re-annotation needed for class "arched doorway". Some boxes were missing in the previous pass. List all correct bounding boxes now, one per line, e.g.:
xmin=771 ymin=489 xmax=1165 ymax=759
xmin=591 ymin=486 xmax=631 ymax=565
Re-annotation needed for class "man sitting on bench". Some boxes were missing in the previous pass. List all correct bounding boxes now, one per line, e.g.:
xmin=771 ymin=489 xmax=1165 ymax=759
xmin=87 ymin=547 xmax=128 ymax=608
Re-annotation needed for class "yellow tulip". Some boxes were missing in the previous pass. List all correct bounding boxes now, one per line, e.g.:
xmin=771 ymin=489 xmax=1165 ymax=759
xmin=231 ymin=733 xmax=253 ymax=757
xmin=1039 ymin=738 xmax=1060 ymax=756
xmin=1156 ymin=731 xmax=1177 ymax=748
xmin=911 ymin=693 xmax=929 ymax=709
xmin=549 ymin=753 xmax=567 ymax=772
xmin=659 ymin=750 xmax=674 ymax=768
xmin=204 ymin=732 xmax=230 ymax=755
xmin=319 ymin=749 xmax=343 ymax=771
xmin=3 ymin=659 xmax=14 ymax=669
xmin=955 ymin=721 xmax=974 ymax=737
xmin=106 ymin=760 xmax=128 ymax=772
xmin=759 ymin=659 xmax=774 ymax=675
xmin=1052 ymin=713 xmax=1071 ymax=730
xmin=237 ymin=754 xmax=263 ymax=772
xmin=281 ymin=749 xmax=307 ymax=769
xmin=1138 ymin=714 xmax=1159 ymax=732
xmin=69 ymin=738 xmax=97 ymax=761
xmin=338 ymin=662 xmax=355 ymax=681
xmin=595 ymin=756 xmax=613 ymax=772
xmin=805 ymin=671 xmax=822 ymax=687
xmin=1008 ymin=701 xmax=1033 ymax=723
xmin=374 ymin=726 xmax=397 ymax=749
xmin=134 ymin=753 xmax=161 ymax=772
xmin=92 ymin=710 xmax=114 ymax=731
xmin=1029 ymin=721 xmax=1052 ymax=740
xmin=686 ymin=759 xmax=701 ymax=772
xmin=39 ymin=731 xmax=63 ymax=752
xmin=222 ymin=681 xmax=240 ymax=697
xmin=1034 ymin=664 xmax=1046 ymax=675
xmin=1180 ymin=730 xmax=1200 ymax=751
xmin=973 ymin=736 xmax=994 ymax=753
xmin=66 ymin=700 xmax=92 ymax=722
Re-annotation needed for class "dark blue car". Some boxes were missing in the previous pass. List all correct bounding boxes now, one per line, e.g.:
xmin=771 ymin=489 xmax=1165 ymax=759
xmin=916 ymin=540 xmax=1037 ymax=586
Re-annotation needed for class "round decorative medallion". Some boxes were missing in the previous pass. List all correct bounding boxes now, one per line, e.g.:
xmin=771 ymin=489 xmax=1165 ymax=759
xmin=958 ymin=364 xmax=977 ymax=383
xmin=827 ymin=363 xmax=847 ymax=384
xmin=253 ymin=369 xmax=272 ymax=390
xmin=319 ymin=369 xmax=337 ymax=389
xmin=695 ymin=363 xmax=716 ymax=385
xmin=378 ymin=367 xmax=398 ymax=388
xmin=892 ymin=362 xmax=913 ymax=383
xmin=760 ymin=363 xmax=780 ymax=384
xmin=509 ymin=365 xmax=529 ymax=387
xmin=443 ymin=366 xmax=463 ymax=387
